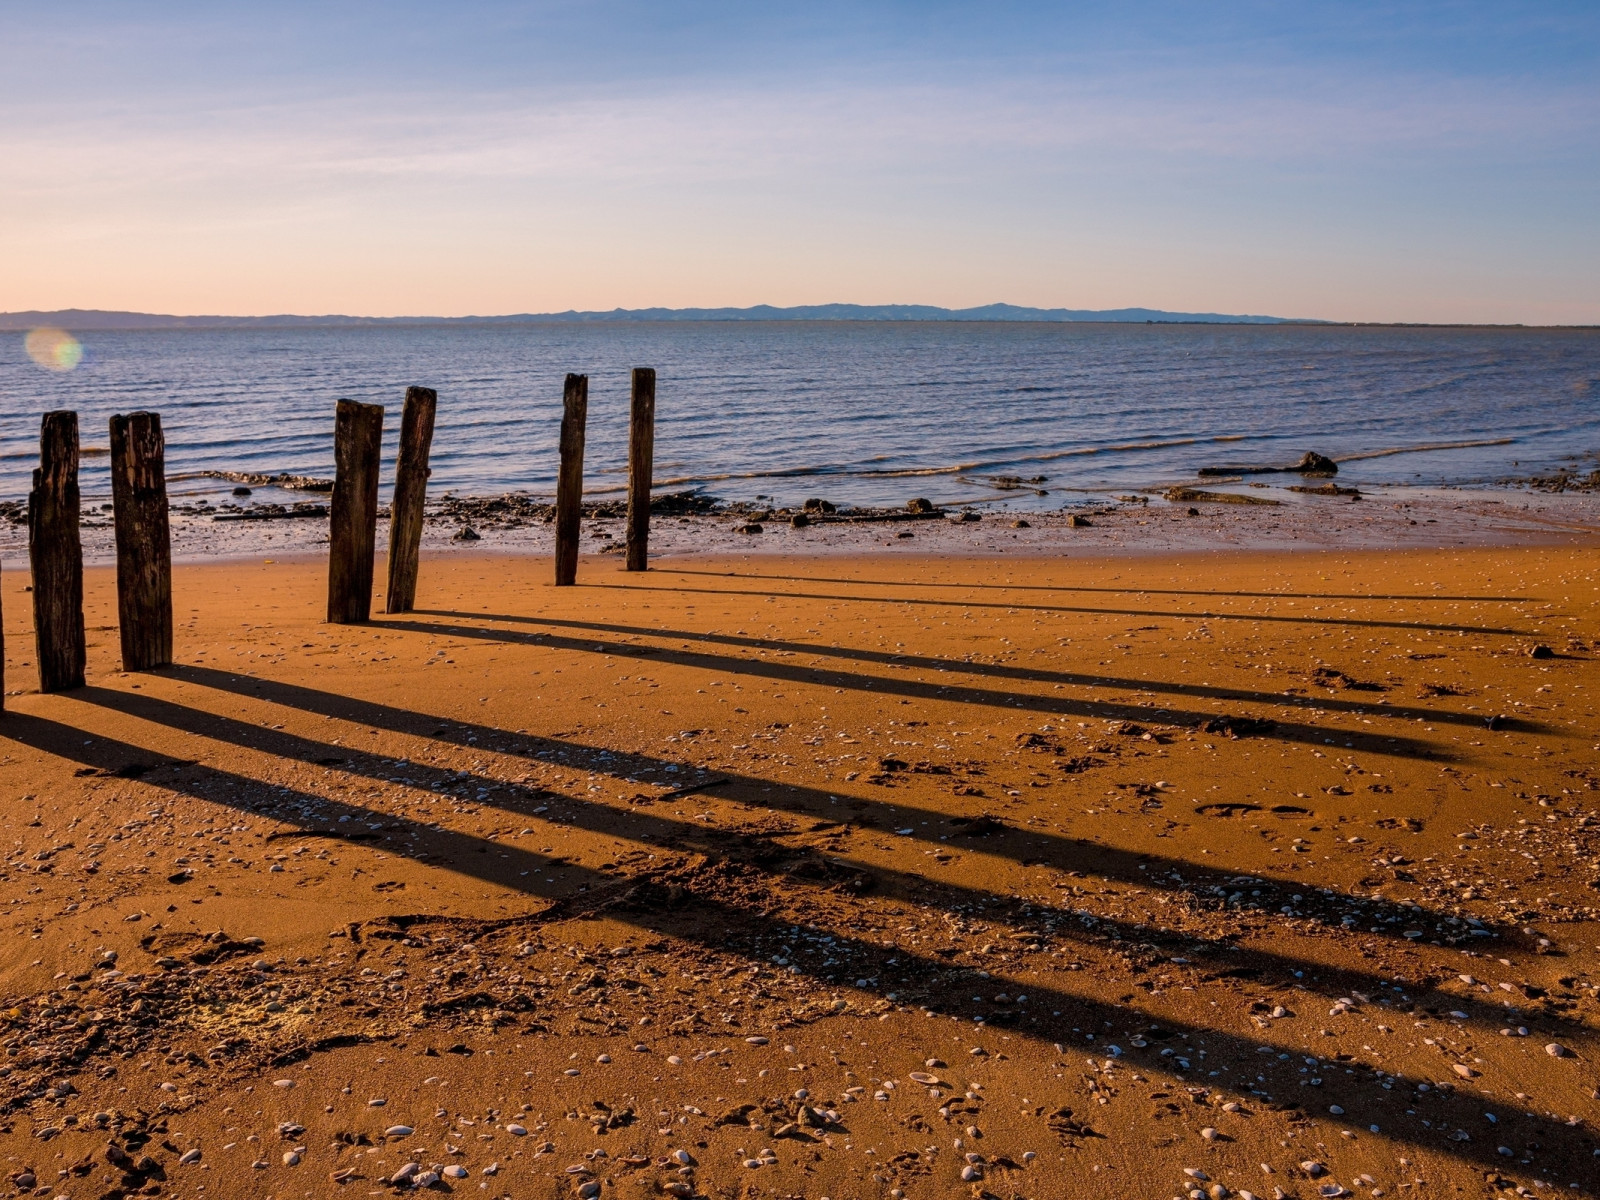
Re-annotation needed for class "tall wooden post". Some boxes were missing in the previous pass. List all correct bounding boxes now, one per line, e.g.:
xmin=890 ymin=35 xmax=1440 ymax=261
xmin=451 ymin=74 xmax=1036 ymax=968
xmin=1 ymin=553 xmax=6 ymax=715
xmin=625 ymin=367 xmax=656 ymax=572
xmin=110 ymin=412 xmax=174 ymax=671
xmin=327 ymin=399 xmax=384 ymax=624
xmin=554 ymin=373 xmax=588 ymax=587
xmin=29 ymin=410 xmax=86 ymax=692
xmin=385 ymin=385 xmax=437 ymax=614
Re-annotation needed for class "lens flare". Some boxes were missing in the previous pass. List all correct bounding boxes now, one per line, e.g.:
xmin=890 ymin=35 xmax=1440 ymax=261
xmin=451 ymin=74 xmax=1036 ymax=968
xmin=25 ymin=327 xmax=84 ymax=372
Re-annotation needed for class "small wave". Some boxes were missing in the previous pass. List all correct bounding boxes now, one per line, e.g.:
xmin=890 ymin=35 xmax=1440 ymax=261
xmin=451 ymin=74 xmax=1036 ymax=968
xmin=1335 ymin=438 xmax=1515 ymax=463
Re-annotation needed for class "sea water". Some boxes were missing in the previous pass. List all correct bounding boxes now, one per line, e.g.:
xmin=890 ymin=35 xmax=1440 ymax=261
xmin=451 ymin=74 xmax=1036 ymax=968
xmin=2 ymin=322 xmax=1596 ymax=510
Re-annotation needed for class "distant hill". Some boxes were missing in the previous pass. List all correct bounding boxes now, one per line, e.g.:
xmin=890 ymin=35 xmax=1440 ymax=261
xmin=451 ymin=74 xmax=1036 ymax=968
xmin=0 ymin=303 xmax=1318 ymax=330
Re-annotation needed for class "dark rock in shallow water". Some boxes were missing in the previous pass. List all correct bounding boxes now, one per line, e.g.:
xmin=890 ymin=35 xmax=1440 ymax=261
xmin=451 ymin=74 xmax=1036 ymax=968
xmin=955 ymin=510 xmax=981 ymax=523
xmin=1198 ymin=451 xmax=1338 ymax=477
xmin=453 ymin=526 xmax=481 ymax=541
xmin=907 ymin=497 xmax=935 ymax=514
xmin=790 ymin=512 xmax=810 ymax=528
xmin=1294 ymin=451 xmax=1339 ymax=475
xmin=1068 ymin=514 xmax=1092 ymax=527
xmin=802 ymin=498 xmax=836 ymax=513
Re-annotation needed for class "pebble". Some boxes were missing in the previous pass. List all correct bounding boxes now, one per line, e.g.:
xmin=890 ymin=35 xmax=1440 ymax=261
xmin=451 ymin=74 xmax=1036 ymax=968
xmin=282 ymin=1150 xmax=301 ymax=1167
xmin=506 ymin=1123 xmax=528 ymax=1136
xmin=389 ymin=1162 xmax=420 ymax=1184
xmin=443 ymin=1165 xmax=469 ymax=1179
xmin=385 ymin=1125 xmax=414 ymax=1138
xmin=1545 ymin=1043 xmax=1572 ymax=1057
xmin=1200 ymin=1127 xmax=1220 ymax=1141
xmin=960 ymin=1165 xmax=982 ymax=1181
xmin=272 ymin=1079 xmax=294 ymax=1089
xmin=667 ymin=1055 xmax=684 ymax=1065
xmin=746 ymin=1035 xmax=769 ymax=1045
xmin=179 ymin=1149 xmax=202 ymax=1165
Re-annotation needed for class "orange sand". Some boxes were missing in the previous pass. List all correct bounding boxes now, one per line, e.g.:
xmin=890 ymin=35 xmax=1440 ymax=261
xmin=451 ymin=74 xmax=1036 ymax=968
xmin=0 ymin=548 xmax=1597 ymax=1200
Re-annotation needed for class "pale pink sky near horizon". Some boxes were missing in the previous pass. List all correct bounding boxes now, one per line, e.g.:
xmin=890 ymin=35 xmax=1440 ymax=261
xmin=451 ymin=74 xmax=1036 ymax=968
xmin=3 ymin=2 xmax=1596 ymax=325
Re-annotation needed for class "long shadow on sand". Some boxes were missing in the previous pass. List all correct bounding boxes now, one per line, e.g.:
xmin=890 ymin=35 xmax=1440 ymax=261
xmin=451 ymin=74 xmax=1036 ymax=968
xmin=582 ymin=581 xmax=1532 ymax=638
xmin=64 ymin=682 xmax=1532 ymax=1037
xmin=3 ymin=706 xmax=1591 ymax=1181
xmin=411 ymin=608 xmax=1532 ymax=735
xmin=665 ymin=567 xmax=1529 ymax=605
xmin=163 ymin=662 xmax=1481 ymax=948
xmin=385 ymin=618 xmax=1462 ymax=761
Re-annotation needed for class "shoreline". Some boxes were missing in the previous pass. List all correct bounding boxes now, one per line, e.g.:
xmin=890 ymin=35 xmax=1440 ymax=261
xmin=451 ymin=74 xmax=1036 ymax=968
xmin=4 ymin=484 xmax=1598 ymax=568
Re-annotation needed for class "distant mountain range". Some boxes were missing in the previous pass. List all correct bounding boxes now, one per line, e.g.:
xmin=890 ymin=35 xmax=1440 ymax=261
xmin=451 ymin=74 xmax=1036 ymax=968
xmin=0 ymin=303 xmax=1318 ymax=330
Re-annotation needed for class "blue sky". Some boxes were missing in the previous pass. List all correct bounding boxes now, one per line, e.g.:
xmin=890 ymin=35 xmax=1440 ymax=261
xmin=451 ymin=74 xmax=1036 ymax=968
xmin=2 ymin=1 xmax=1596 ymax=321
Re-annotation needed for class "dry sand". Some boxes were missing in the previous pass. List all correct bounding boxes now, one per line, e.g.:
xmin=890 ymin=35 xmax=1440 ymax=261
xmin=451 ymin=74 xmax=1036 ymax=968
xmin=0 ymin=547 xmax=1597 ymax=1200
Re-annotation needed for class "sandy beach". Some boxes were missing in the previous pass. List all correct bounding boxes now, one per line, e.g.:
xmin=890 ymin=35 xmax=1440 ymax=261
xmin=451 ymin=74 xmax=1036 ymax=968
xmin=0 ymin=545 xmax=1596 ymax=1199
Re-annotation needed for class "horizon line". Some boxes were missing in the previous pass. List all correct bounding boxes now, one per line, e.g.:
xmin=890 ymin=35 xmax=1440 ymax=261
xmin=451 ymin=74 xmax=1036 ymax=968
xmin=2 ymin=304 xmax=1595 ymax=331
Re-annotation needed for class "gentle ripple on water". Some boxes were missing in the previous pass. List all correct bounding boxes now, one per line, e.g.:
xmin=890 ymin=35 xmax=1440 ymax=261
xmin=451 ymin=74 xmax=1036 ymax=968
xmin=2 ymin=322 xmax=1597 ymax=508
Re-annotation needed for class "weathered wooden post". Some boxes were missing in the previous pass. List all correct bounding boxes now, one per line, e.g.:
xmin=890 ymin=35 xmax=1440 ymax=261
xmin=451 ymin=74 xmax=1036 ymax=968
xmin=625 ymin=367 xmax=656 ymax=572
xmin=385 ymin=385 xmax=437 ymax=614
xmin=327 ymin=399 xmax=384 ymax=624
xmin=554 ymin=373 xmax=588 ymax=587
xmin=110 ymin=411 xmax=174 ymax=671
xmin=29 ymin=410 xmax=86 ymax=692
xmin=1 ymin=554 xmax=6 ymax=714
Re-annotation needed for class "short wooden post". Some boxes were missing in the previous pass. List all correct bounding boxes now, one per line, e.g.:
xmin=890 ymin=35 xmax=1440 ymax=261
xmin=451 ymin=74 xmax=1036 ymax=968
xmin=29 ymin=411 xmax=86 ymax=692
xmin=327 ymin=399 xmax=384 ymax=624
xmin=385 ymin=385 xmax=437 ymax=614
xmin=625 ymin=367 xmax=656 ymax=572
xmin=110 ymin=412 xmax=174 ymax=671
xmin=554 ymin=373 xmax=588 ymax=587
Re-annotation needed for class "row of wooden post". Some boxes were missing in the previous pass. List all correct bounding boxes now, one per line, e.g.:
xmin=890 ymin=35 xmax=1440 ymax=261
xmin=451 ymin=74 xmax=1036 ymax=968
xmin=0 ymin=409 xmax=172 ymax=712
xmin=549 ymin=367 xmax=656 ymax=586
xmin=2 ymin=369 xmax=658 ymax=711
xmin=325 ymin=368 xmax=656 ymax=618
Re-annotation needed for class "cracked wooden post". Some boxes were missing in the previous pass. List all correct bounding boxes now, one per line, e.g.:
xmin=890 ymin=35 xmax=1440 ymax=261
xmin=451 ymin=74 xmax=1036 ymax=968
xmin=625 ymin=367 xmax=656 ymax=572
xmin=327 ymin=399 xmax=385 ymax=624
xmin=29 ymin=410 xmax=86 ymax=692
xmin=385 ymin=385 xmax=437 ymax=614
xmin=554 ymin=373 xmax=588 ymax=587
xmin=110 ymin=411 xmax=174 ymax=671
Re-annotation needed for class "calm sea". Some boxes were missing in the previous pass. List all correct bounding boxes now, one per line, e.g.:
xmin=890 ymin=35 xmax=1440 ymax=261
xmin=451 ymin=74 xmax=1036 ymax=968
xmin=2 ymin=322 xmax=1597 ymax=509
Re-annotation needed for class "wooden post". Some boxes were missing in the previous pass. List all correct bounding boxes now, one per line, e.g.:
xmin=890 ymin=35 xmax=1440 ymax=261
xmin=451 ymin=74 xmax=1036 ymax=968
xmin=554 ymin=373 xmax=588 ymax=587
xmin=1 ymin=553 xmax=6 ymax=715
xmin=625 ymin=367 xmax=656 ymax=572
xmin=29 ymin=410 xmax=86 ymax=692
xmin=385 ymin=385 xmax=437 ymax=614
xmin=327 ymin=399 xmax=384 ymax=624
xmin=110 ymin=412 xmax=174 ymax=671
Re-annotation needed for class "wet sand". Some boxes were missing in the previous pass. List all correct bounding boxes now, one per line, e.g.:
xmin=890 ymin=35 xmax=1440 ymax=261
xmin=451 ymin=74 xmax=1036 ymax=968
xmin=5 ymin=485 xmax=1600 ymax=566
xmin=0 ymin=548 xmax=1597 ymax=1200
